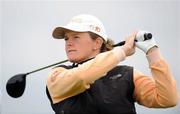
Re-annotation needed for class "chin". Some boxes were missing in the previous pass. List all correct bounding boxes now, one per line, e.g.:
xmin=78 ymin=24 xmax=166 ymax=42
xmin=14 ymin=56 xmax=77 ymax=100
xmin=68 ymin=57 xmax=86 ymax=63
xmin=68 ymin=57 xmax=79 ymax=63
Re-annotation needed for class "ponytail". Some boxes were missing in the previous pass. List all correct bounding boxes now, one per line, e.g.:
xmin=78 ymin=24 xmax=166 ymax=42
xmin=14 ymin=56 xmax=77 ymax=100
xmin=100 ymin=38 xmax=114 ymax=52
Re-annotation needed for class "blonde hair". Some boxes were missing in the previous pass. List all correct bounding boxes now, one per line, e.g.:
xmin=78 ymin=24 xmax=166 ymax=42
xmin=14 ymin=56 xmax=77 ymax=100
xmin=88 ymin=32 xmax=114 ymax=53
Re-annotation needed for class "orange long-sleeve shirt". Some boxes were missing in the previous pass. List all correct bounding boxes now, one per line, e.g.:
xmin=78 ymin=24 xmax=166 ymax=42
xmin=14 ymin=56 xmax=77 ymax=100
xmin=47 ymin=47 xmax=178 ymax=108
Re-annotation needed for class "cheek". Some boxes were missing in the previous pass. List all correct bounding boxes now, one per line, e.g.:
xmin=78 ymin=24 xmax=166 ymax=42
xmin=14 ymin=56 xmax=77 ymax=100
xmin=80 ymin=43 xmax=94 ymax=52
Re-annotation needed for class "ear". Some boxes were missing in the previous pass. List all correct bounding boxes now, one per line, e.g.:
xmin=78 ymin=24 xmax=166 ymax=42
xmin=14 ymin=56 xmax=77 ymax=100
xmin=93 ymin=37 xmax=103 ymax=50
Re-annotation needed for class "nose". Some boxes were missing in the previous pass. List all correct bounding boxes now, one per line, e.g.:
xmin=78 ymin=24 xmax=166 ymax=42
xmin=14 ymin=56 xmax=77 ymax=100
xmin=66 ymin=38 xmax=73 ymax=47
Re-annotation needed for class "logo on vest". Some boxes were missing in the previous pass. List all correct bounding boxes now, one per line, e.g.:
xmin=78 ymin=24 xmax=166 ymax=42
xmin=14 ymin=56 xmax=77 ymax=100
xmin=109 ymin=74 xmax=122 ymax=80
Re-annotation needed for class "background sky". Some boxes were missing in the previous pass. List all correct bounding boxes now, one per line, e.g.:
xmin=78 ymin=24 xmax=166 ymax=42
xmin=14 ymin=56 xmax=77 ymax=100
xmin=1 ymin=0 xmax=180 ymax=114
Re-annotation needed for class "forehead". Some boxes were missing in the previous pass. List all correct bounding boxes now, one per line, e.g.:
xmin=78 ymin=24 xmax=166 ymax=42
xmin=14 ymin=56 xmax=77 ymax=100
xmin=64 ymin=30 xmax=87 ymax=36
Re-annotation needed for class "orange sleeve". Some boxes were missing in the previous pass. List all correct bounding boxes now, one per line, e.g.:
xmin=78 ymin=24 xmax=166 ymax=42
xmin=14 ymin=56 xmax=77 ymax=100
xmin=134 ymin=48 xmax=179 ymax=108
xmin=47 ymin=47 xmax=126 ymax=104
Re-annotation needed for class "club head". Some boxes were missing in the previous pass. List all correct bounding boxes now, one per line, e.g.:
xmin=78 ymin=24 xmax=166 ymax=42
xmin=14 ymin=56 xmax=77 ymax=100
xmin=6 ymin=73 xmax=27 ymax=98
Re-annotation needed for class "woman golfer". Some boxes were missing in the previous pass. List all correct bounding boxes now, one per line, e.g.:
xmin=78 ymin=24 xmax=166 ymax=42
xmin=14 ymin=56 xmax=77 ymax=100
xmin=46 ymin=14 xmax=178 ymax=114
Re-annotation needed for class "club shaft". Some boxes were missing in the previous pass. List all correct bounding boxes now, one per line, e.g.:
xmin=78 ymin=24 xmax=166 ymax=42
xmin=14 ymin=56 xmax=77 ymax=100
xmin=113 ymin=33 xmax=152 ymax=47
xmin=113 ymin=41 xmax=125 ymax=47
xmin=25 ymin=41 xmax=127 ymax=75
xmin=26 ymin=59 xmax=68 ymax=75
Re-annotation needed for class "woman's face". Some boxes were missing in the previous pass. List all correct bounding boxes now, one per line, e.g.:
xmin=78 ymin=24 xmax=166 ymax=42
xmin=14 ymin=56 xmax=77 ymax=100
xmin=64 ymin=31 xmax=101 ymax=63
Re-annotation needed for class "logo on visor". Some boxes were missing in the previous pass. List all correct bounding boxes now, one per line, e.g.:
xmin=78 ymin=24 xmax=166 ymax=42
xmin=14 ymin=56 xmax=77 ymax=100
xmin=89 ymin=25 xmax=101 ymax=32
xmin=71 ymin=18 xmax=82 ymax=23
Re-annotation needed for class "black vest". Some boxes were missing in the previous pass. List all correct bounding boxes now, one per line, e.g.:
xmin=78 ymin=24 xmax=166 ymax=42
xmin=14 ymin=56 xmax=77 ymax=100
xmin=46 ymin=65 xmax=136 ymax=114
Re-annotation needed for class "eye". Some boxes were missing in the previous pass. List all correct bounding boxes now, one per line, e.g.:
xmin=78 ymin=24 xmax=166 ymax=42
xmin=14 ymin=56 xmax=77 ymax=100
xmin=74 ymin=36 xmax=80 ymax=39
xmin=64 ymin=36 xmax=68 ymax=41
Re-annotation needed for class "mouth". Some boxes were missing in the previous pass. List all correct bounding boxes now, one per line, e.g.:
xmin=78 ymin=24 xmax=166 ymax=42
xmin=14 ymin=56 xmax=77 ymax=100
xmin=68 ymin=50 xmax=77 ymax=53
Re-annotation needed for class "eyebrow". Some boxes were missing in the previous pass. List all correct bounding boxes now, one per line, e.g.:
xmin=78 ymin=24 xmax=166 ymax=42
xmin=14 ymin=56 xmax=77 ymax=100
xmin=64 ymin=32 xmax=80 ymax=37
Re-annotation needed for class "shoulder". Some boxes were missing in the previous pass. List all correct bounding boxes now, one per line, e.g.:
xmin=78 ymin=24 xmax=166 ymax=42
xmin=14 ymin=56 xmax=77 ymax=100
xmin=106 ymin=65 xmax=134 ymax=79
xmin=110 ymin=65 xmax=133 ymax=73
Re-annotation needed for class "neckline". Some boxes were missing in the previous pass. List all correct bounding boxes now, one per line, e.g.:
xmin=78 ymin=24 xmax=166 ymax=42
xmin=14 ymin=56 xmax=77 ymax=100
xmin=72 ymin=57 xmax=95 ymax=67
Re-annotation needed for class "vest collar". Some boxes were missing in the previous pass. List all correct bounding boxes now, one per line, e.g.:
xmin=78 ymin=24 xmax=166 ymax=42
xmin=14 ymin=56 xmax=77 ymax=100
xmin=72 ymin=57 xmax=95 ymax=67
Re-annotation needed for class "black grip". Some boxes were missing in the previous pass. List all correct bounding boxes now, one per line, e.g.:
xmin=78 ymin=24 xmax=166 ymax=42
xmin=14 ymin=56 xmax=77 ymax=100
xmin=144 ymin=33 xmax=152 ymax=40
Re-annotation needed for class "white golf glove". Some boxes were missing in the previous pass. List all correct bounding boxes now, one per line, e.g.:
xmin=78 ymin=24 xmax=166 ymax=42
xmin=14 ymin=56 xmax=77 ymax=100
xmin=135 ymin=30 xmax=157 ymax=54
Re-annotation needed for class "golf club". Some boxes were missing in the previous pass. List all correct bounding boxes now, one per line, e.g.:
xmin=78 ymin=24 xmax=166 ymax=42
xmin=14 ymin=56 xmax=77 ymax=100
xmin=6 ymin=32 xmax=152 ymax=98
